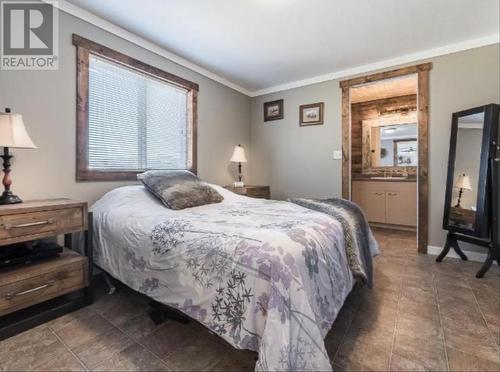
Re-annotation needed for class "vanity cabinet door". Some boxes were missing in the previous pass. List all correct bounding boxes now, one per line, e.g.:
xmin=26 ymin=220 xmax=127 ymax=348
xmin=386 ymin=191 xmax=417 ymax=226
xmin=352 ymin=184 xmax=386 ymax=223
xmin=367 ymin=192 xmax=387 ymax=223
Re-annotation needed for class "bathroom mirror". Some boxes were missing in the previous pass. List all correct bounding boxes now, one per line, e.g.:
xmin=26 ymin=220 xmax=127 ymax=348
xmin=370 ymin=123 xmax=418 ymax=167
xmin=361 ymin=112 xmax=418 ymax=173
xmin=443 ymin=105 xmax=497 ymax=237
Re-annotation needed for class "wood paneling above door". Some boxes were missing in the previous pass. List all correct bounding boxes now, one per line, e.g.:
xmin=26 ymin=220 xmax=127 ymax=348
xmin=351 ymin=94 xmax=417 ymax=174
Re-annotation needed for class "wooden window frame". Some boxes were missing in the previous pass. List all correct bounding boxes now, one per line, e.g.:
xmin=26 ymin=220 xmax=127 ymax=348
xmin=340 ymin=62 xmax=432 ymax=254
xmin=73 ymin=34 xmax=198 ymax=182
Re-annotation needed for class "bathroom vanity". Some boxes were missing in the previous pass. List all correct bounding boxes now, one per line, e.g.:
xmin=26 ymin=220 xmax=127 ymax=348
xmin=352 ymin=178 xmax=417 ymax=228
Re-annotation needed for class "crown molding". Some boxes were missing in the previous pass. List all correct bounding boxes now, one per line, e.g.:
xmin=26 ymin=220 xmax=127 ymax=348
xmin=48 ymin=0 xmax=252 ymax=96
xmin=47 ymin=1 xmax=498 ymax=98
xmin=251 ymin=34 xmax=500 ymax=97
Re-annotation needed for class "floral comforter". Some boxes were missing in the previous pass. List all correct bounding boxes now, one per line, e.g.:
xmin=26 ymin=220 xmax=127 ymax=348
xmin=91 ymin=185 xmax=378 ymax=371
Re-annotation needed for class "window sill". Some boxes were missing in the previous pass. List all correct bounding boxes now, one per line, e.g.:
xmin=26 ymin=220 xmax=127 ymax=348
xmin=76 ymin=168 xmax=197 ymax=182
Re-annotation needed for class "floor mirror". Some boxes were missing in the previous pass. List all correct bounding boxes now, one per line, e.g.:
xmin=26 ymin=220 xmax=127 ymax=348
xmin=438 ymin=103 xmax=500 ymax=277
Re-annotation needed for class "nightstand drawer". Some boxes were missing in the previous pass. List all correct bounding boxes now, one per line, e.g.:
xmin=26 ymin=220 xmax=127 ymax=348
xmin=224 ymin=185 xmax=271 ymax=199
xmin=0 ymin=207 xmax=84 ymax=244
xmin=246 ymin=187 xmax=270 ymax=199
xmin=0 ymin=251 xmax=88 ymax=316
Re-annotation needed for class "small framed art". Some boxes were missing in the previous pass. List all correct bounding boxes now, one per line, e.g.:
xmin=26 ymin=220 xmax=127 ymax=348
xmin=264 ymin=99 xmax=284 ymax=121
xmin=300 ymin=102 xmax=324 ymax=126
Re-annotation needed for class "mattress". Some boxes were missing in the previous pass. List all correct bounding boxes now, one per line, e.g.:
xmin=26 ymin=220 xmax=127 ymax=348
xmin=91 ymin=184 xmax=375 ymax=371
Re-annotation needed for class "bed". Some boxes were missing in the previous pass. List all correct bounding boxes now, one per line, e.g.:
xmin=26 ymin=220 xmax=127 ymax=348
xmin=91 ymin=184 xmax=378 ymax=371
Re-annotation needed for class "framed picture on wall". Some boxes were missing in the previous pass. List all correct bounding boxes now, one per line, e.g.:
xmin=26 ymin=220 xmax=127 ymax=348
xmin=264 ymin=99 xmax=284 ymax=121
xmin=300 ymin=102 xmax=324 ymax=126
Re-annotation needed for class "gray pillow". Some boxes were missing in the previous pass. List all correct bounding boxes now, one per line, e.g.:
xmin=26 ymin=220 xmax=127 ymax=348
xmin=137 ymin=170 xmax=223 ymax=210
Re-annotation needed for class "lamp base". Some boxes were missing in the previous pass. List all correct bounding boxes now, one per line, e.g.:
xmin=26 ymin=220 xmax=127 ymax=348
xmin=0 ymin=191 xmax=22 ymax=205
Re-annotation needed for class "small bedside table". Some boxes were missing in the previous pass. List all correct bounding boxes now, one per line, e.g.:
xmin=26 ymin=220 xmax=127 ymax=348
xmin=225 ymin=185 xmax=271 ymax=199
xmin=0 ymin=199 xmax=92 ymax=340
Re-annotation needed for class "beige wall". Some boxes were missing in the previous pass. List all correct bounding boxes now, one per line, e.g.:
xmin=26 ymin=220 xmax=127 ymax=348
xmin=251 ymin=81 xmax=343 ymax=200
xmin=0 ymin=11 xmax=251 ymax=205
xmin=1 ymin=7 xmax=498 ymax=252
xmin=250 ymin=44 xmax=500 ymax=249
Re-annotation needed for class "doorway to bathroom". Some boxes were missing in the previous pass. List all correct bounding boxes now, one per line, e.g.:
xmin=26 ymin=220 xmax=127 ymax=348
xmin=339 ymin=63 xmax=431 ymax=254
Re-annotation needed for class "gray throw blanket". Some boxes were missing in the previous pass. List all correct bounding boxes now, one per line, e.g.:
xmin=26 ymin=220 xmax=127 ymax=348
xmin=290 ymin=198 xmax=377 ymax=287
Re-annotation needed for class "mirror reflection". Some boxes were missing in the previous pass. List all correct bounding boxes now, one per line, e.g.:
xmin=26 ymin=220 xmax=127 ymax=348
xmin=369 ymin=123 xmax=418 ymax=167
xmin=448 ymin=112 xmax=484 ymax=230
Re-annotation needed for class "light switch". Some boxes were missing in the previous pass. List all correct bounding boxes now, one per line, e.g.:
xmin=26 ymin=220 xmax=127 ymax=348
xmin=333 ymin=150 xmax=342 ymax=160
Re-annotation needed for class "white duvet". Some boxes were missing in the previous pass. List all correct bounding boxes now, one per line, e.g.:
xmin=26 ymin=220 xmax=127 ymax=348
xmin=91 ymin=185 xmax=375 ymax=371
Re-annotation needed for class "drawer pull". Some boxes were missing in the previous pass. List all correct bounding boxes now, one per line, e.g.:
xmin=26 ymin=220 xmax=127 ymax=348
xmin=374 ymin=192 xmax=384 ymax=196
xmin=6 ymin=281 xmax=54 ymax=300
xmin=388 ymin=192 xmax=398 ymax=196
xmin=3 ymin=218 xmax=55 ymax=230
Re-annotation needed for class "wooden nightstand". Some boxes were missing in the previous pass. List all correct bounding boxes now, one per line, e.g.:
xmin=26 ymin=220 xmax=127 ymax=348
xmin=225 ymin=185 xmax=271 ymax=199
xmin=0 ymin=199 xmax=93 ymax=340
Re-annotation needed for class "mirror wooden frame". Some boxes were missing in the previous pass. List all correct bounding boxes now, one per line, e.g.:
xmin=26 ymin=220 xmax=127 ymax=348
xmin=361 ymin=113 xmax=418 ymax=174
xmin=442 ymin=104 xmax=499 ymax=238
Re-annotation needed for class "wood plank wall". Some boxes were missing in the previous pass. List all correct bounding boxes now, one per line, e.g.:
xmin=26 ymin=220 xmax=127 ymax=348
xmin=351 ymin=94 xmax=417 ymax=174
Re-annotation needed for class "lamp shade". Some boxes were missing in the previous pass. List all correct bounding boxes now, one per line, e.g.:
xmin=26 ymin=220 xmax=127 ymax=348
xmin=230 ymin=145 xmax=247 ymax=163
xmin=0 ymin=112 xmax=37 ymax=149
xmin=455 ymin=174 xmax=472 ymax=190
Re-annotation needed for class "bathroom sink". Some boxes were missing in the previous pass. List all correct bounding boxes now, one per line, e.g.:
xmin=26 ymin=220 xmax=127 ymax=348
xmin=370 ymin=176 xmax=408 ymax=180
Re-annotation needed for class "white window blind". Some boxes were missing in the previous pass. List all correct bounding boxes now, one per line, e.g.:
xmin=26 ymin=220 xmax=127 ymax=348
xmin=88 ymin=55 xmax=188 ymax=171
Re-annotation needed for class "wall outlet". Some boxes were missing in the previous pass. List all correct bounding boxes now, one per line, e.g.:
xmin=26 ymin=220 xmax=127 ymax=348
xmin=333 ymin=150 xmax=342 ymax=160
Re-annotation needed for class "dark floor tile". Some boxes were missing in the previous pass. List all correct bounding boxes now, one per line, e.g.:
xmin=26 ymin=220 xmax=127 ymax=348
xmin=165 ymin=337 xmax=226 ymax=371
xmin=116 ymin=312 xmax=163 ymax=340
xmin=96 ymin=294 xmax=149 ymax=328
xmin=334 ymin=335 xmax=391 ymax=371
xmin=344 ymin=298 xmax=398 ymax=352
xmin=442 ymin=317 xmax=500 ymax=364
xmin=210 ymin=347 xmax=256 ymax=371
xmin=398 ymin=295 xmax=440 ymax=322
xmin=0 ymin=326 xmax=66 ymax=371
xmin=139 ymin=321 xmax=198 ymax=360
xmin=396 ymin=312 xmax=443 ymax=340
xmin=401 ymin=281 xmax=436 ymax=304
xmin=33 ymin=345 xmax=85 ymax=371
xmin=73 ymin=326 xmax=133 ymax=369
xmin=53 ymin=311 xmax=114 ymax=350
xmin=439 ymin=299 xmax=485 ymax=326
xmin=446 ymin=346 xmax=500 ymax=371
xmin=389 ymin=353 xmax=428 ymax=371
xmin=325 ymin=303 xmax=358 ymax=358
xmin=393 ymin=315 xmax=447 ymax=371
xmin=93 ymin=343 xmax=169 ymax=371
xmin=46 ymin=306 xmax=100 ymax=332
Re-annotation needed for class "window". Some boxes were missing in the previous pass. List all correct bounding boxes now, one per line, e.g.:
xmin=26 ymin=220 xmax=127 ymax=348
xmin=73 ymin=34 xmax=198 ymax=181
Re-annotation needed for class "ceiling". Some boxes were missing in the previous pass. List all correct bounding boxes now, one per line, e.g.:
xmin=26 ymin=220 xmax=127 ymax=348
xmin=65 ymin=0 xmax=499 ymax=95
xmin=350 ymin=75 xmax=417 ymax=103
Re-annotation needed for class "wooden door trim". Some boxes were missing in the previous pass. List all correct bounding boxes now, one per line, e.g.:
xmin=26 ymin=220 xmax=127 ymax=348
xmin=417 ymin=68 xmax=430 ymax=254
xmin=340 ymin=63 xmax=432 ymax=254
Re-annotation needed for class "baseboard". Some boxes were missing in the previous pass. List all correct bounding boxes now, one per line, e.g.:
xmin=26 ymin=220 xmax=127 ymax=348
xmin=427 ymin=245 xmax=497 ymax=264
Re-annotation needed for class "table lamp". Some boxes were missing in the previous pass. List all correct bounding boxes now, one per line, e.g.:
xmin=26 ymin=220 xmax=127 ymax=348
xmin=454 ymin=173 xmax=472 ymax=208
xmin=0 ymin=108 xmax=37 ymax=204
xmin=230 ymin=144 xmax=247 ymax=187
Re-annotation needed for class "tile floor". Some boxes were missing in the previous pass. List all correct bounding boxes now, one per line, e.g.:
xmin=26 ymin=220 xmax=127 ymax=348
xmin=0 ymin=228 xmax=498 ymax=371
